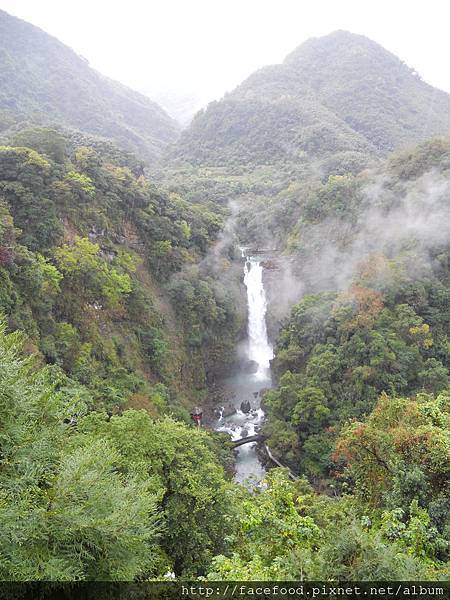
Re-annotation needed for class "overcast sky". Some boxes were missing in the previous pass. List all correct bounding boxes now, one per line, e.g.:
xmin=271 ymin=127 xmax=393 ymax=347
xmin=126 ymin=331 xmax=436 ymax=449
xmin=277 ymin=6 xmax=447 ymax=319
xmin=1 ymin=0 xmax=450 ymax=114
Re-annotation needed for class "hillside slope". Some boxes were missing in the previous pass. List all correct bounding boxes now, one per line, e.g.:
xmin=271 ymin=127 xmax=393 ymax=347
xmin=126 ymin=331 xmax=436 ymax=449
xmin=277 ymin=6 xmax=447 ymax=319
xmin=0 ymin=127 xmax=241 ymax=417
xmin=0 ymin=9 xmax=180 ymax=163
xmin=172 ymin=31 xmax=450 ymax=170
xmin=263 ymin=138 xmax=450 ymax=478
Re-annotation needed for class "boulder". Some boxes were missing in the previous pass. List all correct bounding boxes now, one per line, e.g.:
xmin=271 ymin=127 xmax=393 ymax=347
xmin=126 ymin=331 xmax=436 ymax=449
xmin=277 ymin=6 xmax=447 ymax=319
xmin=240 ymin=399 xmax=251 ymax=413
xmin=222 ymin=403 xmax=237 ymax=418
xmin=242 ymin=360 xmax=259 ymax=374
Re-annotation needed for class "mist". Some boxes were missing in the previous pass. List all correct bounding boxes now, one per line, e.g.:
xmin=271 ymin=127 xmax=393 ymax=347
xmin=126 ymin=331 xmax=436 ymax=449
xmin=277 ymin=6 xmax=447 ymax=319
xmin=261 ymin=167 xmax=450 ymax=329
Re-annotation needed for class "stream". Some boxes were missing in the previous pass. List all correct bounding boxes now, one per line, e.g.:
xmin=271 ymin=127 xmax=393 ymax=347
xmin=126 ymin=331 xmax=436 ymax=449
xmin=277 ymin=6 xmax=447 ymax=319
xmin=215 ymin=250 xmax=273 ymax=485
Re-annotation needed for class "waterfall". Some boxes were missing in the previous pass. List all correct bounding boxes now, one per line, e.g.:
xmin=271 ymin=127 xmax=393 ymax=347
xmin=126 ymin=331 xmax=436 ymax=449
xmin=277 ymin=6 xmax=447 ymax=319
xmin=243 ymin=259 xmax=273 ymax=381
xmin=215 ymin=252 xmax=273 ymax=485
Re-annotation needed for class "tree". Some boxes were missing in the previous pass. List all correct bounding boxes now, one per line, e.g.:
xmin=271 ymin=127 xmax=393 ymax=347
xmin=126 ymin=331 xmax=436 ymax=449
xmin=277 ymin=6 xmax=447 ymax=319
xmin=335 ymin=392 xmax=449 ymax=507
xmin=0 ymin=322 xmax=160 ymax=580
xmin=54 ymin=237 xmax=132 ymax=312
xmin=77 ymin=409 xmax=236 ymax=577
xmin=208 ymin=470 xmax=320 ymax=580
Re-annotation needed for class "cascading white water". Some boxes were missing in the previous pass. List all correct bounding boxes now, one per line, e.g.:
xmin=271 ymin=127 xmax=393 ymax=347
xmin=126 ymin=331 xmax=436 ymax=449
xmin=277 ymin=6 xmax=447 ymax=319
xmin=215 ymin=252 xmax=273 ymax=485
xmin=244 ymin=259 xmax=273 ymax=380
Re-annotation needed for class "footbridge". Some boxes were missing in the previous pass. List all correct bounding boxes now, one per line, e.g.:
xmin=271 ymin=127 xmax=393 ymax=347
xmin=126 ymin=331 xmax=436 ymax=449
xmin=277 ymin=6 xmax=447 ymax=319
xmin=231 ymin=435 xmax=298 ymax=480
xmin=231 ymin=434 xmax=265 ymax=447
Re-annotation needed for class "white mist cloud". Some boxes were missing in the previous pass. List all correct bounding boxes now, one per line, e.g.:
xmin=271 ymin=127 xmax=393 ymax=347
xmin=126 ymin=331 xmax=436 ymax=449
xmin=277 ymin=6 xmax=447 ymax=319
xmin=315 ymin=170 xmax=450 ymax=287
xmin=261 ymin=168 xmax=450 ymax=327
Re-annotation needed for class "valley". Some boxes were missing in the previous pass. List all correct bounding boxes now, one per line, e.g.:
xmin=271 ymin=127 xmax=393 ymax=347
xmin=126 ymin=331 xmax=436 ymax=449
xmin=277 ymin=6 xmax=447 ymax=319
xmin=0 ymin=7 xmax=448 ymax=583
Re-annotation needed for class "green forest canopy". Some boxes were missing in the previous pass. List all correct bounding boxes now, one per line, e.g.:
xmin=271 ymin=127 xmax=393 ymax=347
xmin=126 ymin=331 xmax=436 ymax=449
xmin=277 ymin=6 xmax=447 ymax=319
xmin=0 ymin=13 xmax=448 ymax=583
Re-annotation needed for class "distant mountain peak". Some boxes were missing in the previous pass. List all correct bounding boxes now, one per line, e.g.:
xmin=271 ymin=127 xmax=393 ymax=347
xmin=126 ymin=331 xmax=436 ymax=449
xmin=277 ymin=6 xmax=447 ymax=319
xmin=284 ymin=29 xmax=407 ymax=70
xmin=0 ymin=8 xmax=180 ymax=163
xmin=172 ymin=31 xmax=450 ymax=168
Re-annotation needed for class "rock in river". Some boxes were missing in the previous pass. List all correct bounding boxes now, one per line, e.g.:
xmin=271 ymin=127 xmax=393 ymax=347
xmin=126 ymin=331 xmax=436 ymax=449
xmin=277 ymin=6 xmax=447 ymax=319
xmin=242 ymin=359 xmax=259 ymax=374
xmin=240 ymin=399 xmax=251 ymax=413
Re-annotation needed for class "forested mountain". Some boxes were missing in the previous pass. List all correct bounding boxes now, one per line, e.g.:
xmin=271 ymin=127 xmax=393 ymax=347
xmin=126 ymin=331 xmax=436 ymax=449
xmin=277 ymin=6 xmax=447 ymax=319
xmin=262 ymin=139 xmax=450 ymax=479
xmin=0 ymin=9 xmax=180 ymax=163
xmin=171 ymin=31 xmax=450 ymax=172
xmin=0 ymin=127 xmax=242 ymax=414
xmin=0 ymin=12 xmax=448 ymax=584
xmin=282 ymin=31 xmax=450 ymax=151
xmin=0 ymin=126 xmax=246 ymax=579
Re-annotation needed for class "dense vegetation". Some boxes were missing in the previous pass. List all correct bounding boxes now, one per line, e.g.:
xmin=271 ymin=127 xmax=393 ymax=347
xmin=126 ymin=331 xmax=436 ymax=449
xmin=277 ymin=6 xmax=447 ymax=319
xmin=0 ymin=127 xmax=241 ymax=415
xmin=262 ymin=139 xmax=450 ymax=482
xmin=209 ymin=389 xmax=449 ymax=580
xmin=0 ymin=10 xmax=179 ymax=163
xmin=0 ymin=324 xmax=236 ymax=579
xmin=0 ymin=126 xmax=247 ymax=580
xmin=1 ymin=321 xmax=447 ymax=580
xmin=0 ymin=11 xmax=448 ymax=584
xmin=171 ymin=31 xmax=450 ymax=171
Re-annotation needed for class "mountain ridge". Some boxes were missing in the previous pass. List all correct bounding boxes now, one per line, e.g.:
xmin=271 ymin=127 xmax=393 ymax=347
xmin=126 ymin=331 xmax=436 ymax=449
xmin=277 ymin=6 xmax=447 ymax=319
xmin=0 ymin=8 xmax=180 ymax=163
xmin=171 ymin=30 xmax=450 ymax=168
